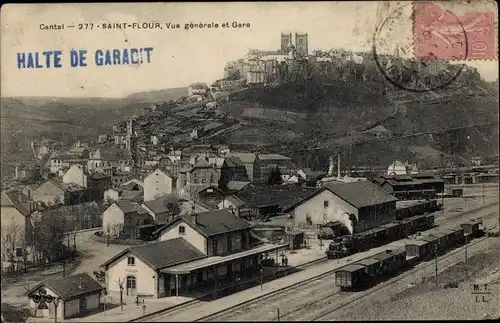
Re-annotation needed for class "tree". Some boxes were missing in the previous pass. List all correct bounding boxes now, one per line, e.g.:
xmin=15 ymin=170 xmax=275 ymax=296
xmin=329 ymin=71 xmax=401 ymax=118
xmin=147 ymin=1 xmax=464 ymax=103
xmin=31 ymin=211 xmax=68 ymax=265
xmin=1 ymin=223 xmax=24 ymax=272
xmin=267 ymin=166 xmax=283 ymax=186
xmin=116 ymin=278 xmax=125 ymax=311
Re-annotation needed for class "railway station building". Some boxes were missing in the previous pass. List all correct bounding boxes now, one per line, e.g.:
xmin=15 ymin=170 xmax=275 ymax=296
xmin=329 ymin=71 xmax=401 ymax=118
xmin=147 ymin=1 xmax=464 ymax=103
xmin=102 ymin=209 xmax=287 ymax=298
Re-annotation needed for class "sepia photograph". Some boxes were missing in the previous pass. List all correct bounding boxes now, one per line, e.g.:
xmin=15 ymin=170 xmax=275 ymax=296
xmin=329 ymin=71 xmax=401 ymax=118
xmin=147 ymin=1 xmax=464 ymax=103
xmin=1 ymin=1 xmax=499 ymax=322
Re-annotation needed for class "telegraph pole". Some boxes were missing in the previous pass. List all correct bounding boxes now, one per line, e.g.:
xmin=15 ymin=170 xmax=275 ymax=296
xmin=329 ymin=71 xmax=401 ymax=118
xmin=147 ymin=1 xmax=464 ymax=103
xmin=434 ymin=243 xmax=438 ymax=288
xmin=465 ymin=234 xmax=468 ymax=281
xmin=482 ymin=181 xmax=485 ymax=205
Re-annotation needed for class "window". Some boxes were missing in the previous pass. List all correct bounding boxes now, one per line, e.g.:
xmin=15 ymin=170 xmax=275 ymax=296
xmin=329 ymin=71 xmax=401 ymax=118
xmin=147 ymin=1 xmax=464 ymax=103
xmin=323 ymin=201 xmax=329 ymax=208
xmin=212 ymin=239 xmax=218 ymax=255
xmin=179 ymin=225 xmax=186 ymax=235
xmin=127 ymin=256 xmax=135 ymax=266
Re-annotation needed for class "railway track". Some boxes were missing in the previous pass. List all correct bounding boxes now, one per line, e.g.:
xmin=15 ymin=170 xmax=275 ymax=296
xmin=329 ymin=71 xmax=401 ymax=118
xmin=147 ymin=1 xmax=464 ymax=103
xmin=129 ymin=256 xmax=329 ymax=322
xmin=309 ymin=225 xmax=500 ymax=321
xmin=198 ymin=209 xmax=499 ymax=322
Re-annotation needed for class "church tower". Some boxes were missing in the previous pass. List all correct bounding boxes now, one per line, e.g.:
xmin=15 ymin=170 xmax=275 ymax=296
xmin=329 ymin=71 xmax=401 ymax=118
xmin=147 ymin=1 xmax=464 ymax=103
xmin=125 ymin=118 xmax=137 ymax=158
xmin=281 ymin=33 xmax=293 ymax=52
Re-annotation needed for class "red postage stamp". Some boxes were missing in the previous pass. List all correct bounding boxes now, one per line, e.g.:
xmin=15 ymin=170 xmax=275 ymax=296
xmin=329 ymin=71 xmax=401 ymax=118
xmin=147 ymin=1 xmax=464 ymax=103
xmin=414 ymin=2 xmax=497 ymax=60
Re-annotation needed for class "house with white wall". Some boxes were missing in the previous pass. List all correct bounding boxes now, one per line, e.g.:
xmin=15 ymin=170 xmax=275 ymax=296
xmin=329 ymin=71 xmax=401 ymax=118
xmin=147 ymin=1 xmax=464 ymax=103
xmin=102 ymin=200 xmax=153 ymax=238
xmin=25 ymin=273 xmax=103 ymax=320
xmin=63 ymin=165 xmax=88 ymax=188
xmin=143 ymin=169 xmax=176 ymax=202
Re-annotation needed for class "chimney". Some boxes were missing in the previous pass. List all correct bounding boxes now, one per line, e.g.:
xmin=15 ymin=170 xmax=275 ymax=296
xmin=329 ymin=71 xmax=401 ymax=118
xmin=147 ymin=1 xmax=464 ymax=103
xmin=191 ymin=213 xmax=198 ymax=225
xmin=337 ymin=152 xmax=341 ymax=180
xmin=328 ymin=156 xmax=334 ymax=176
xmin=386 ymin=249 xmax=392 ymax=254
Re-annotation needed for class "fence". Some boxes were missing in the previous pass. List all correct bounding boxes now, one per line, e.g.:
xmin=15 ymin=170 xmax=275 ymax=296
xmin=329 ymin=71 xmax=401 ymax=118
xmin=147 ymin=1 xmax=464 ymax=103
xmin=63 ymin=213 xmax=103 ymax=231
xmin=91 ymin=232 xmax=146 ymax=245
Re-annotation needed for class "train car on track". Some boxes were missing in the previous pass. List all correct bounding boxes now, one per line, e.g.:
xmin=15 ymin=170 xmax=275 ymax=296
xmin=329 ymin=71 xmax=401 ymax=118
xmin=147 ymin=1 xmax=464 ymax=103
xmin=334 ymin=264 xmax=369 ymax=291
xmin=372 ymin=248 xmax=407 ymax=277
xmin=441 ymin=227 xmax=466 ymax=246
xmin=404 ymin=238 xmax=432 ymax=261
xmin=407 ymin=213 xmax=435 ymax=234
xmin=461 ymin=219 xmax=484 ymax=238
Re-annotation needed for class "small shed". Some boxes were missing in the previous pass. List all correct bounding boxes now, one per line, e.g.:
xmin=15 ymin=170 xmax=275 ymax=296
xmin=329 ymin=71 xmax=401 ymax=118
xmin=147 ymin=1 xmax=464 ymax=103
xmin=25 ymin=273 xmax=104 ymax=320
xmin=283 ymin=229 xmax=305 ymax=250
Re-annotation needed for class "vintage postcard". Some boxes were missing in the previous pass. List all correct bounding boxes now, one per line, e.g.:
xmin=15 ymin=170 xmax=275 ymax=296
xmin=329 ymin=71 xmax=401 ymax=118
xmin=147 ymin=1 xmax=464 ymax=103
xmin=1 ymin=1 xmax=499 ymax=322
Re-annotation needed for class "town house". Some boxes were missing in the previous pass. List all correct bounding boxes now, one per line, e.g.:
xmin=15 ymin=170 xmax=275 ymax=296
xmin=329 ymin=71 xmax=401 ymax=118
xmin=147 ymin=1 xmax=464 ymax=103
xmin=1 ymin=190 xmax=36 ymax=269
xmin=143 ymin=169 xmax=176 ymax=202
xmin=102 ymin=201 xmax=153 ymax=239
xmin=87 ymin=148 xmax=134 ymax=173
xmin=227 ymin=152 xmax=260 ymax=182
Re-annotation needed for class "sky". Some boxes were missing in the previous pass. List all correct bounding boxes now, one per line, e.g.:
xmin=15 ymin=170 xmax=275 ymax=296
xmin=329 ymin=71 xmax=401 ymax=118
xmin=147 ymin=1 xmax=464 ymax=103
xmin=1 ymin=1 xmax=498 ymax=98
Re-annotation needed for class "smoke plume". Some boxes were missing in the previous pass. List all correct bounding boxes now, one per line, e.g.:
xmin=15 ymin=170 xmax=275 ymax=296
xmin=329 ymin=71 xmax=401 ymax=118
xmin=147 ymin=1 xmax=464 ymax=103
xmin=326 ymin=208 xmax=354 ymax=235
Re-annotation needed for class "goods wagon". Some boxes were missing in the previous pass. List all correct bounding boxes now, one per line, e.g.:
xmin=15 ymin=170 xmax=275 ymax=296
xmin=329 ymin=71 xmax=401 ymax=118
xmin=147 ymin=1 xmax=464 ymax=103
xmin=461 ymin=220 xmax=484 ymax=238
xmin=441 ymin=227 xmax=465 ymax=246
xmin=404 ymin=238 xmax=432 ymax=262
xmin=372 ymin=248 xmax=407 ymax=276
xmin=334 ymin=264 xmax=368 ymax=291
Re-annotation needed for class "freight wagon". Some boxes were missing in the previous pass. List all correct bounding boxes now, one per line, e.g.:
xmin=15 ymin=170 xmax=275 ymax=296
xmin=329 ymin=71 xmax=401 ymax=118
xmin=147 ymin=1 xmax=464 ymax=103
xmin=372 ymin=248 xmax=407 ymax=277
xmin=334 ymin=248 xmax=407 ymax=291
xmin=396 ymin=200 xmax=440 ymax=220
xmin=335 ymin=264 xmax=369 ymax=291
xmin=461 ymin=219 xmax=484 ymax=238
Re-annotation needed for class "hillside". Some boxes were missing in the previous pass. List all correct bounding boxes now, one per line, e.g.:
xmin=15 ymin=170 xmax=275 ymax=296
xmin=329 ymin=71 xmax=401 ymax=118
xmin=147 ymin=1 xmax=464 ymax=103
xmin=126 ymin=87 xmax=188 ymax=102
xmin=219 ymin=75 xmax=499 ymax=170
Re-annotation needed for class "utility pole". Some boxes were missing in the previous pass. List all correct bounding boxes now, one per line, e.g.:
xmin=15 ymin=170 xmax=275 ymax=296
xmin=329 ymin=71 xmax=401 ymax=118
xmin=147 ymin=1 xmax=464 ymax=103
xmin=441 ymin=190 xmax=445 ymax=217
xmin=482 ymin=181 xmax=485 ymax=205
xmin=465 ymin=234 xmax=468 ymax=281
xmin=260 ymin=268 xmax=263 ymax=291
xmin=277 ymin=308 xmax=280 ymax=321
xmin=434 ymin=243 xmax=438 ymax=288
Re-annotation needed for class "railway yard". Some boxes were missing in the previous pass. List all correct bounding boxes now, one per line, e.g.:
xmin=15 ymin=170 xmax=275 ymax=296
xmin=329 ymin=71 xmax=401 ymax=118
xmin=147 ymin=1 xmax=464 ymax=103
xmin=134 ymin=184 xmax=499 ymax=322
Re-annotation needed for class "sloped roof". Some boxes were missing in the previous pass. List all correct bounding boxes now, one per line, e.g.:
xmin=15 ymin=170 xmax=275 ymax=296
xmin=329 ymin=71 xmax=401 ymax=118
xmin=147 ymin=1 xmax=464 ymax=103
xmin=102 ymin=237 xmax=206 ymax=270
xmin=115 ymin=200 xmax=138 ymax=214
xmin=324 ymin=181 xmax=398 ymax=209
xmin=224 ymin=195 xmax=246 ymax=208
xmin=0 ymin=190 xmax=30 ymax=215
xmin=189 ymin=158 xmax=212 ymax=172
xmin=226 ymin=181 xmax=251 ymax=191
xmin=179 ymin=210 xmax=253 ymax=236
xmin=235 ymin=184 xmax=318 ymax=210
xmin=228 ymin=152 xmax=257 ymax=164
xmin=224 ymin=156 xmax=245 ymax=168
xmin=142 ymin=197 xmax=174 ymax=215
xmin=299 ymin=168 xmax=326 ymax=181
xmin=25 ymin=273 xmax=104 ymax=301
xmin=92 ymin=148 xmax=132 ymax=160
xmin=154 ymin=209 xmax=253 ymax=237
xmin=258 ymin=154 xmax=291 ymax=161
